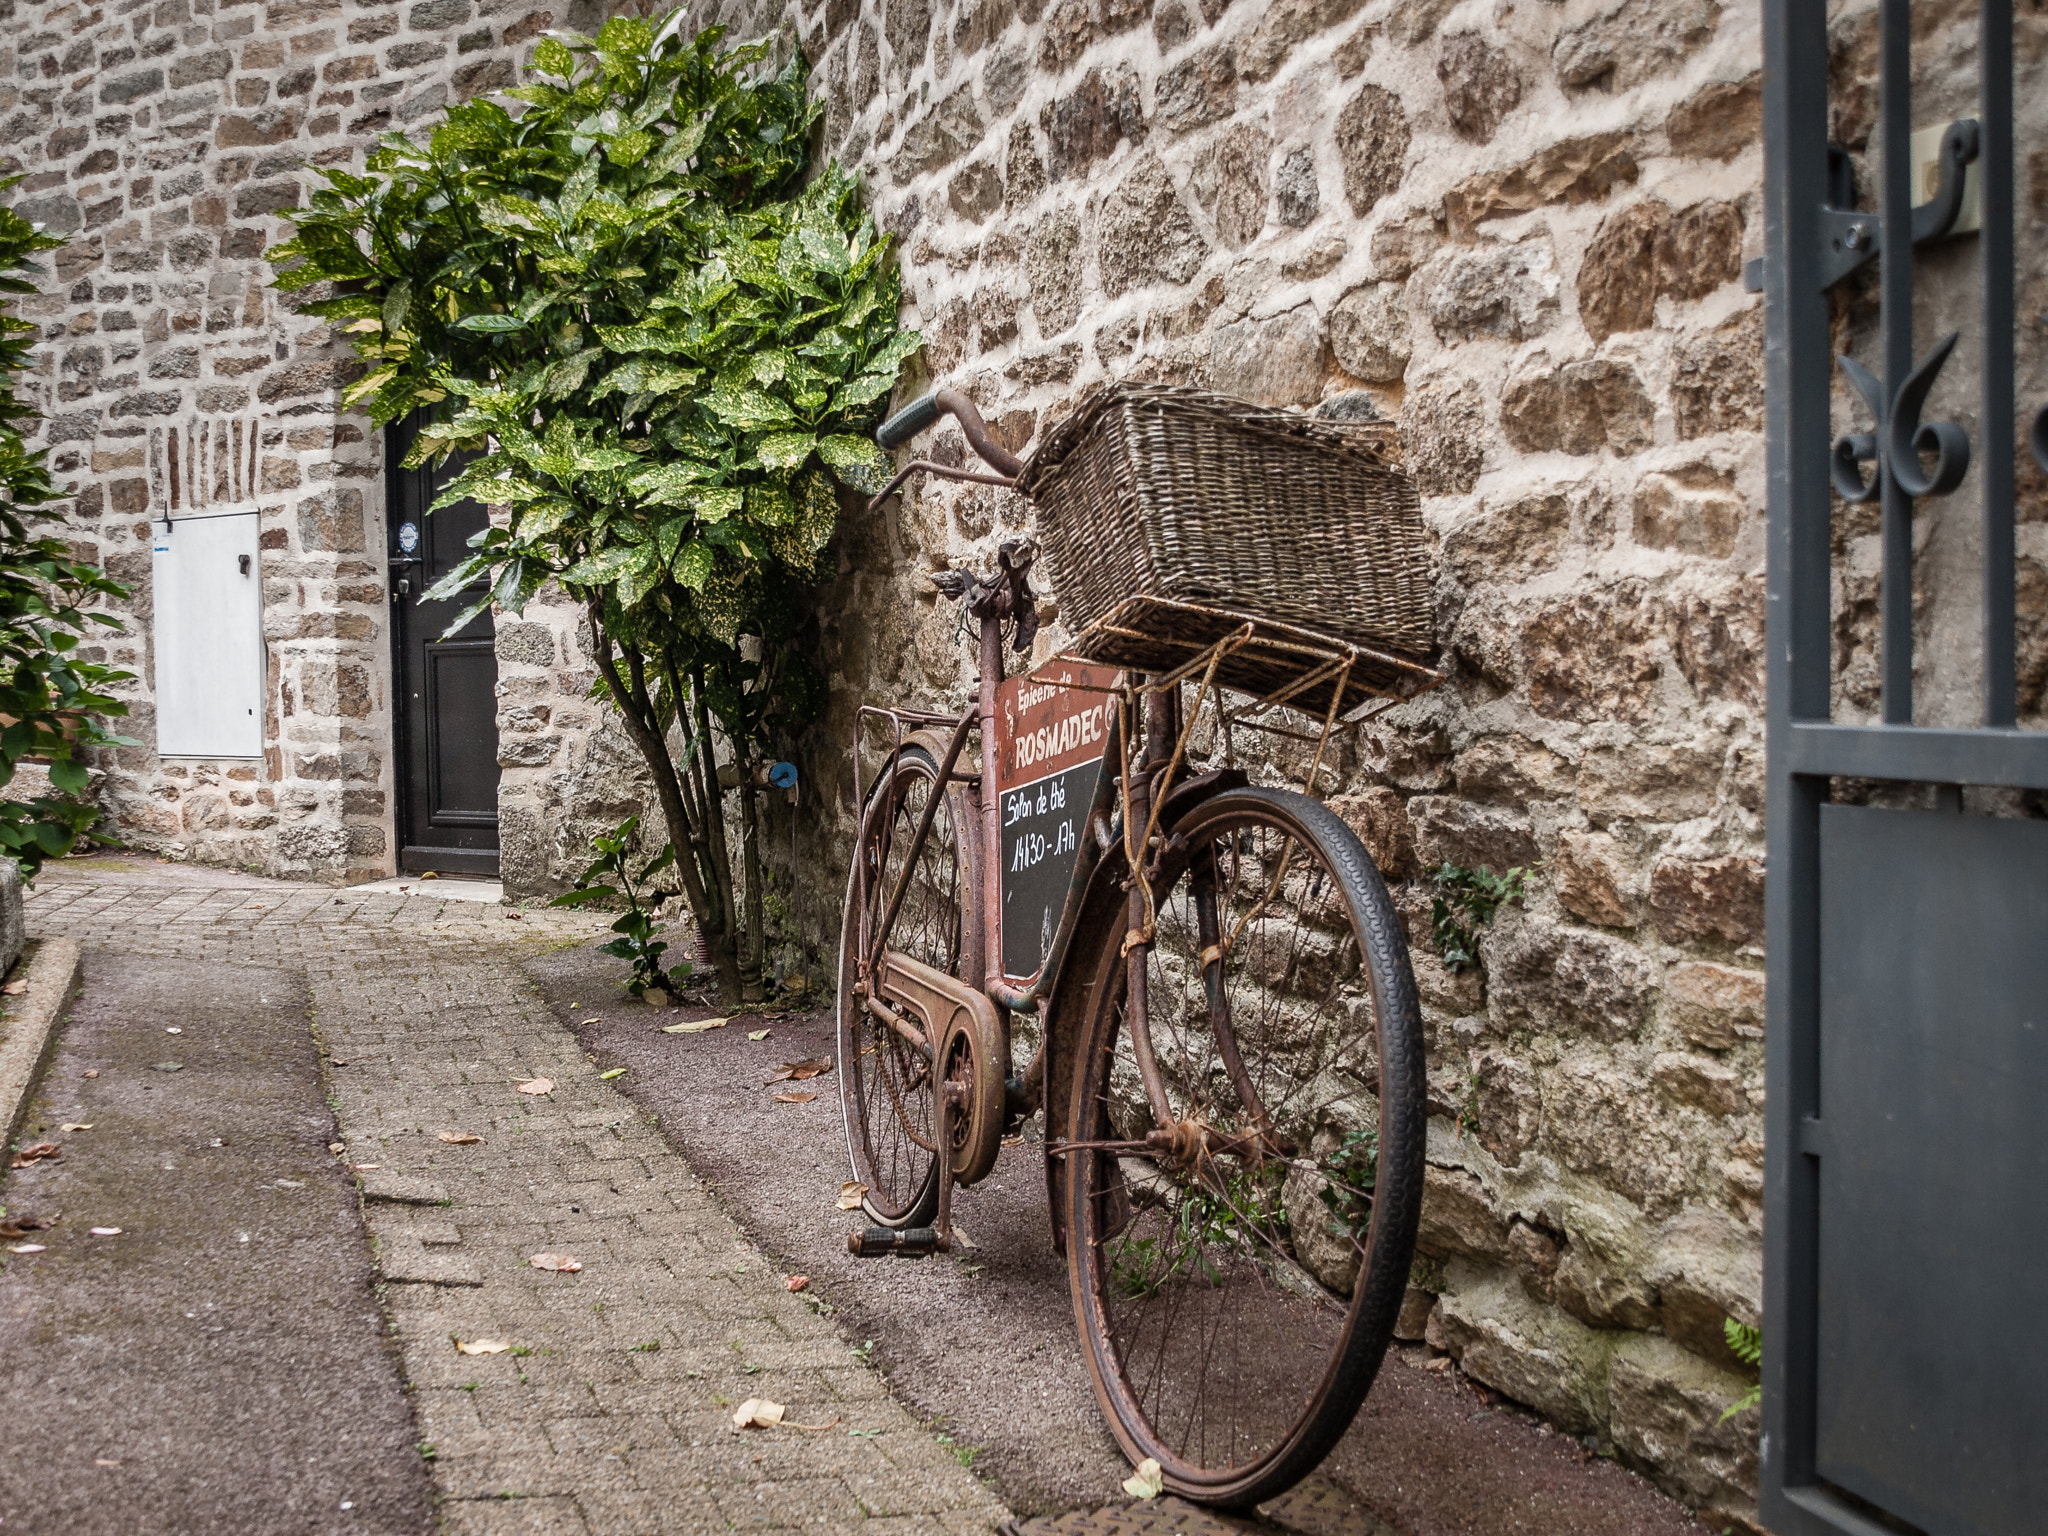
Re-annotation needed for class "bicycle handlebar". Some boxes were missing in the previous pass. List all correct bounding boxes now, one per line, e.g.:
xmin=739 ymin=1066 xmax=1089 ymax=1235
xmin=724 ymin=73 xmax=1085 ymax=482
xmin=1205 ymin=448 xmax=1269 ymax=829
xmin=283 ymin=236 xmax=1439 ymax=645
xmin=872 ymin=386 xmax=1025 ymax=481
xmin=877 ymin=393 xmax=942 ymax=449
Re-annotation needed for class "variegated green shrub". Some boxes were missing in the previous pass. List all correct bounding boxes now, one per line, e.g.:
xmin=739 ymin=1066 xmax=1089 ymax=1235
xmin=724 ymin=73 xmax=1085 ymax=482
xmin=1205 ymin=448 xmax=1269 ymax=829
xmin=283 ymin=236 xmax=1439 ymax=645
xmin=269 ymin=13 xmax=920 ymax=1003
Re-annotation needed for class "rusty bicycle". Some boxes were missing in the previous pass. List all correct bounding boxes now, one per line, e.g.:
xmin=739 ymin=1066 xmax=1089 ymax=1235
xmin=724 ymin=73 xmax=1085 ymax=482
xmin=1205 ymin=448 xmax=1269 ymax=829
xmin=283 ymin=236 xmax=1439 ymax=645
xmin=837 ymin=385 xmax=1441 ymax=1508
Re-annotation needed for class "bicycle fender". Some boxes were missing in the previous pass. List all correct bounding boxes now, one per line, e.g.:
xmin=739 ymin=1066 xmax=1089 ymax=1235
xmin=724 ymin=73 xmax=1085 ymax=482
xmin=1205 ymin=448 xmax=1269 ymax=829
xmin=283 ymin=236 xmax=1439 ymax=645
xmin=1154 ymin=766 xmax=1250 ymax=827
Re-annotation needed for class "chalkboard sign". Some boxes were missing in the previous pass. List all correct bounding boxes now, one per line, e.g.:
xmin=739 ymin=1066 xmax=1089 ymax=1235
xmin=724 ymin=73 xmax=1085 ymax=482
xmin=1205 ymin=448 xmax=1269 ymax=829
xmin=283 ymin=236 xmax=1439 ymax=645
xmin=995 ymin=664 xmax=1120 ymax=981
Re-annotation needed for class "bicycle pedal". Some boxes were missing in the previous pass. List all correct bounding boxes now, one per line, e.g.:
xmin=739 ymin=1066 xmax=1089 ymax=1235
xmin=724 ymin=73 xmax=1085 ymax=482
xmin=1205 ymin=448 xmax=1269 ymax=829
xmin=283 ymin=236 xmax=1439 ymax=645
xmin=847 ymin=1226 xmax=941 ymax=1258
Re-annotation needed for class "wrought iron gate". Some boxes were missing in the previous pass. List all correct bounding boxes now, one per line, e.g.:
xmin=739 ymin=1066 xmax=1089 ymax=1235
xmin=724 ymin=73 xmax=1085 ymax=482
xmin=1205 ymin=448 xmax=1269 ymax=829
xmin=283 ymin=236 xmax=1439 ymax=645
xmin=1762 ymin=3 xmax=2048 ymax=1535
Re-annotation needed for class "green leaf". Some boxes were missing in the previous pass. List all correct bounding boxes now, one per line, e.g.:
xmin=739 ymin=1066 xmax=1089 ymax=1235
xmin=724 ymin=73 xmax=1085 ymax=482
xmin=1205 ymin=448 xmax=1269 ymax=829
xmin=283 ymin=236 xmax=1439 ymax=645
xmin=703 ymin=383 xmax=795 ymax=431
xmin=673 ymin=539 xmax=712 ymax=590
xmin=817 ymin=434 xmax=887 ymax=493
xmin=532 ymin=37 xmax=575 ymax=76
xmin=453 ymin=313 xmax=527 ymax=333
xmin=558 ymin=544 xmax=643 ymax=587
xmin=693 ymin=487 xmax=742 ymax=524
xmin=755 ymin=432 xmax=815 ymax=471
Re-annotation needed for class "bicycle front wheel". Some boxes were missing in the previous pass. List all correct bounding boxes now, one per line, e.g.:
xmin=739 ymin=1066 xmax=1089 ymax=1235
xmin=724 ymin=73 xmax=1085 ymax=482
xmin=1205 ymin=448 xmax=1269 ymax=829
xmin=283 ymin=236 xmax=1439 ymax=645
xmin=837 ymin=742 xmax=983 ymax=1228
xmin=1064 ymin=785 xmax=1424 ymax=1508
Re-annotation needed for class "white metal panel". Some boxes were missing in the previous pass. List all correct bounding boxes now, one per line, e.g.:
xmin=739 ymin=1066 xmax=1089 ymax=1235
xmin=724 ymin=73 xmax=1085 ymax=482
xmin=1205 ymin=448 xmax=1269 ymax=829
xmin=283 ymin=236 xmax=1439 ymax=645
xmin=152 ymin=511 xmax=265 ymax=758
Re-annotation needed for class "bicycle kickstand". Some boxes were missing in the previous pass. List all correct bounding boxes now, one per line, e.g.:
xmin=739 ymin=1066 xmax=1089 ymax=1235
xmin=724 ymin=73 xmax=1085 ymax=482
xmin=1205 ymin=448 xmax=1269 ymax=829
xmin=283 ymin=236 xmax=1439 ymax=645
xmin=846 ymin=1084 xmax=957 ymax=1260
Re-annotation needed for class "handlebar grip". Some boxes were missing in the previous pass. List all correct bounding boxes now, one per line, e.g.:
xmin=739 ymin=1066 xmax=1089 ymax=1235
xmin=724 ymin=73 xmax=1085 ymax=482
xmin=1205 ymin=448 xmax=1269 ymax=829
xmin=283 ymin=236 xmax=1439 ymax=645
xmin=877 ymin=392 xmax=942 ymax=449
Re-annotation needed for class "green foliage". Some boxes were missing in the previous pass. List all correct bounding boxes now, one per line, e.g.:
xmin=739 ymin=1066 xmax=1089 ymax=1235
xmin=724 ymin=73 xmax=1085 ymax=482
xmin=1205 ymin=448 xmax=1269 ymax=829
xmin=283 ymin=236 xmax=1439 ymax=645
xmin=1719 ymin=1318 xmax=1762 ymax=1423
xmin=1429 ymin=861 xmax=1526 ymax=973
xmin=1317 ymin=1126 xmax=1378 ymax=1241
xmin=270 ymin=12 xmax=919 ymax=1003
xmin=550 ymin=815 xmax=690 ymax=997
xmin=0 ymin=179 xmax=136 ymax=879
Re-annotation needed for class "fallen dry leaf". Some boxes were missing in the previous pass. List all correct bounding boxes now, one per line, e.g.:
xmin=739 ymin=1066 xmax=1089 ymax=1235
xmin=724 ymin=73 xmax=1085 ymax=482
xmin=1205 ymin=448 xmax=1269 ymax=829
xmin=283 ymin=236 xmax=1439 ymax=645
xmin=786 ymin=1275 xmax=809 ymax=1293
xmin=90 ymin=1227 xmax=122 ymax=1236
xmin=82 ymin=1070 xmax=99 ymax=1079
xmin=516 ymin=1077 xmax=555 ymax=1095
xmin=599 ymin=1067 xmax=627 ymax=1080
xmin=529 ymin=1252 xmax=582 ymax=1272
xmin=583 ymin=1017 xmax=603 ymax=1026
xmin=455 ymin=1338 xmax=512 ymax=1355
xmin=747 ymin=1029 xmax=770 ymax=1041
xmin=837 ymin=1181 xmax=868 ymax=1211
xmin=506 ymin=911 xmax=522 ymax=921
xmin=165 ymin=1027 xmax=182 ymax=1034
xmin=420 ymin=871 xmax=439 ymax=879
xmin=10 ymin=1143 xmax=60 ymax=1169
xmin=7 ymin=1243 xmax=46 ymax=1254
xmin=772 ymin=1092 xmax=818 ymax=1104
xmin=94 ymin=1459 xmax=119 ymax=1468
xmin=766 ymin=1058 xmax=831 ymax=1084
xmin=661 ymin=1016 xmax=728 ymax=1034
xmin=438 ymin=1132 xmax=483 ymax=1145
xmin=0 ymin=979 xmax=26 ymax=995
xmin=1123 ymin=1457 xmax=1164 ymax=1500
xmin=352 ymin=1163 xmax=380 ymax=1171
xmin=59 ymin=1123 xmax=92 ymax=1133
xmin=732 ymin=1398 xmax=785 ymax=1429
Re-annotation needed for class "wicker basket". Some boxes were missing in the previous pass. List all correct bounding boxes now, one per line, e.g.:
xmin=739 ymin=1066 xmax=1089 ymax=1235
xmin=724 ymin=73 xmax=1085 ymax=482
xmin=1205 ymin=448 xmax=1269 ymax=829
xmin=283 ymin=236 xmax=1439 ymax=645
xmin=1016 ymin=384 xmax=1437 ymax=662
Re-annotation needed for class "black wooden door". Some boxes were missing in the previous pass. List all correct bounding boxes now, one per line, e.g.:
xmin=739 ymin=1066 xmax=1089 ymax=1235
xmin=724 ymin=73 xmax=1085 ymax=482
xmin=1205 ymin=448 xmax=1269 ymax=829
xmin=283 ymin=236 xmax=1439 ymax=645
xmin=387 ymin=414 xmax=500 ymax=876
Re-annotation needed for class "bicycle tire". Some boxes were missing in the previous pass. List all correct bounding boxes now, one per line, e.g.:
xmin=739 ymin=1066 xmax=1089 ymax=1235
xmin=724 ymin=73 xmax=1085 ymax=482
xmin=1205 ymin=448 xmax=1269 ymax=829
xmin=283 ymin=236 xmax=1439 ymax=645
xmin=836 ymin=743 xmax=984 ymax=1229
xmin=1063 ymin=784 xmax=1424 ymax=1508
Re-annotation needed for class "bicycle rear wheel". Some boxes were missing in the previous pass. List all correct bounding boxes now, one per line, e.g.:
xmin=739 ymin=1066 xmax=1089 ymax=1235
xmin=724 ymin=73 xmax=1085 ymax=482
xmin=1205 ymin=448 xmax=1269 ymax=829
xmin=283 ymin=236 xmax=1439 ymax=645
xmin=837 ymin=742 xmax=983 ymax=1228
xmin=1064 ymin=785 xmax=1423 ymax=1508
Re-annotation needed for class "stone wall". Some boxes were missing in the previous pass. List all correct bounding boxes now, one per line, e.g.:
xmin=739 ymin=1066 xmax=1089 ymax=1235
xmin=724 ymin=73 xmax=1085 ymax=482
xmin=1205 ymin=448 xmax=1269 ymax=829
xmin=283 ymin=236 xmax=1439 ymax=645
xmin=2 ymin=0 xmax=579 ymax=880
xmin=7 ymin=0 xmax=1791 ymax=1516
xmin=781 ymin=0 xmax=1772 ymax=1523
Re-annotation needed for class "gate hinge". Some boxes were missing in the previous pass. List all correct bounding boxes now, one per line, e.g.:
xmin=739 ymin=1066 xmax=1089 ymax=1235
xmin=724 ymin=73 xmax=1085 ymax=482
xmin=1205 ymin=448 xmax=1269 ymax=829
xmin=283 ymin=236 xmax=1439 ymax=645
xmin=1797 ymin=1113 xmax=1828 ymax=1158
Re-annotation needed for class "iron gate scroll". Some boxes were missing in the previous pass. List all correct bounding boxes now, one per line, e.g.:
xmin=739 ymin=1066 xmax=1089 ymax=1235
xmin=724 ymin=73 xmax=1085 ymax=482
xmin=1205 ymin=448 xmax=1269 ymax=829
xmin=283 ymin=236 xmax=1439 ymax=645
xmin=1762 ymin=4 xmax=2048 ymax=1535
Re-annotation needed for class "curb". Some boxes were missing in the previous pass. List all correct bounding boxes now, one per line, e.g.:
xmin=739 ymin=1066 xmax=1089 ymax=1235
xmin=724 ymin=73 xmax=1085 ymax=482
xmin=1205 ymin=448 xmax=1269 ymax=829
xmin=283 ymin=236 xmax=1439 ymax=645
xmin=0 ymin=937 xmax=83 ymax=1152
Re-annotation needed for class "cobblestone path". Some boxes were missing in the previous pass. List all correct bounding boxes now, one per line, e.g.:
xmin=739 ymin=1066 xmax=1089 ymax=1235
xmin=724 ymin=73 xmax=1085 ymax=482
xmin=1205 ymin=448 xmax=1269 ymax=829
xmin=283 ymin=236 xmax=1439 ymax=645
xmin=27 ymin=869 xmax=1008 ymax=1536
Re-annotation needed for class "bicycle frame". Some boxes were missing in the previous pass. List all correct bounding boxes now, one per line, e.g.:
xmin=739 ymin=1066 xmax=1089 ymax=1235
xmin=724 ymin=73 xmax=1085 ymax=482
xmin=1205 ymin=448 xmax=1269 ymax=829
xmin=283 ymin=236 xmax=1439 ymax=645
xmin=846 ymin=393 xmax=1443 ymax=1256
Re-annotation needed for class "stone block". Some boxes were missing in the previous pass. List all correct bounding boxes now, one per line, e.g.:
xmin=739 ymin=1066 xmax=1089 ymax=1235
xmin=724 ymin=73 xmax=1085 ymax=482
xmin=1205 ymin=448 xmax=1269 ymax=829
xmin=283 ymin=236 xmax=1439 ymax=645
xmin=297 ymin=487 xmax=367 ymax=552
xmin=1522 ymin=579 xmax=1664 ymax=724
xmin=0 ymin=861 xmax=22 ymax=979
xmin=1416 ymin=1164 xmax=1509 ymax=1262
xmin=1552 ymin=830 xmax=1639 ymax=928
xmin=1441 ymin=488 xmax=1568 ymax=583
xmin=1155 ymin=41 xmax=1237 ymax=133
xmin=1432 ymin=1270 xmax=1614 ymax=1433
xmin=1326 ymin=786 xmax=1417 ymax=879
xmin=1429 ymin=237 xmax=1560 ymax=344
xmin=1483 ymin=911 xmax=1657 ymax=1041
xmin=1647 ymin=1207 xmax=1760 ymax=1362
xmin=1437 ymin=32 xmax=1522 ymax=144
xmin=1608 ymin=1333 xmax=1760 ymax=1522
xmin=1650 ymin=853 xmax=1764 ymax=949
xmin=1633 ymin=465 xmax=1742 ymax=557
xmin=1398 ymin=374 xmax=1487 ymax=497
xmin=1442 ymin=131 xmax=1638 ymax=240
xmin=1671 ymin=307 xmax=1764 ymax=439
xmin=1666 ymin=75 xmax=1761 ymax=162
xmin=1211 ymin=121 xmax=1272 ymax=250
xmin=1407 ymin=796 xmax=1535 ymax=875
xmin=1662 ymin=961 xmax=1764 ymax=1050
xmin=1335 ymin=83 xmax=1408 ymax=216
xmin=1206 ymin=305 xmax=1322 ymax=406
xmin=1554 ymin=0 xmax=1721 ymax=95
xmin=1096 ymin=154 xmax=1207 ymax=299
xmin=1330 ymin=282 xmax=1409 ymax=384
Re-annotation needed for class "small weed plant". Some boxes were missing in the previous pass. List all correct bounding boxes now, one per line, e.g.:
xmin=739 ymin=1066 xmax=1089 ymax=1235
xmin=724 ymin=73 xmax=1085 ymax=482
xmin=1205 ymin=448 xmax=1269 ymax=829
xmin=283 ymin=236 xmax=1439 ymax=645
xmin=551 ymin=815 xmax=690 ymax=997
xmin=1430 ymin=862 xmax=1527 ymax=973
xmin=1720 ymin=1318 xmax=1762 ymax=1422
